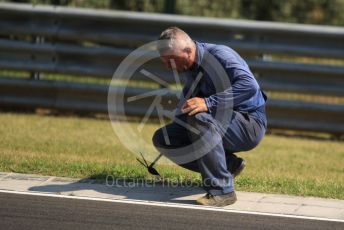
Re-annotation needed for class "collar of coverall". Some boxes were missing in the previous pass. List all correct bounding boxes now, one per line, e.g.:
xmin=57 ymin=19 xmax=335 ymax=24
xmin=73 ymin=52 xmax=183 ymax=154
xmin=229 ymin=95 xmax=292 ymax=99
xmin=189 ymin=40 xmax=204 ymax=75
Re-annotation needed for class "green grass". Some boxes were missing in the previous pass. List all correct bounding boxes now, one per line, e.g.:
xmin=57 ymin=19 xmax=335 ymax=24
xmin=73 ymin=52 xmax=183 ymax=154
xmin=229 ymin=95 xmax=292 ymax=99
xmin=0 ymin=112 xmax=343 ymax=199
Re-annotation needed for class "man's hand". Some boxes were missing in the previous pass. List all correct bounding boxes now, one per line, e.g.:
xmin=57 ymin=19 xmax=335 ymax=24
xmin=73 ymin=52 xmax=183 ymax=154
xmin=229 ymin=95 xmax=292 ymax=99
xmin=181 ymin=97 xmax=208 ymax=116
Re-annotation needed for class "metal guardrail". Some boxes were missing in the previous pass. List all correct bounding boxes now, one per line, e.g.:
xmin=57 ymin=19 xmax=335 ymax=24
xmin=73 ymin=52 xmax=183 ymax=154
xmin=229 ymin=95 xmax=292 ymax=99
xmin=0 ymin=3 xmax=344 ymax=135
xmin=1 ymin=77 xmax=343 ymax=135
xmin=1 ymin=38 xmax=343 ymax=96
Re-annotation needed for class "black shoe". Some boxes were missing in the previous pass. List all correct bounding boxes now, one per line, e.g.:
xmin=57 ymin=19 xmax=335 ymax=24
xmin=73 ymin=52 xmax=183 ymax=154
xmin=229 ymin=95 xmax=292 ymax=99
xmin=231 ymin=157 xmax=246 ymax=178
xmin=227 ymin=154 xmax=246 ymax=178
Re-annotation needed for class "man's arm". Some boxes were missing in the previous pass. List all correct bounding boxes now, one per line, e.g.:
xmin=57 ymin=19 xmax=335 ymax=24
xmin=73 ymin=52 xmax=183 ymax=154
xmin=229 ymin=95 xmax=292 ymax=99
xmin=181 ymin=69 xmax=260 ymax=118
xmin=204 ymin=69 xmax=259 ymax=116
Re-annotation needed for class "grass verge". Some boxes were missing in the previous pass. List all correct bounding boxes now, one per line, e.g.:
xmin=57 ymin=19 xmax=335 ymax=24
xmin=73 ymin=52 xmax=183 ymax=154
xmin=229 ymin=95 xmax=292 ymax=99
xmin=0 ymin=112 xmax=343 ymax=199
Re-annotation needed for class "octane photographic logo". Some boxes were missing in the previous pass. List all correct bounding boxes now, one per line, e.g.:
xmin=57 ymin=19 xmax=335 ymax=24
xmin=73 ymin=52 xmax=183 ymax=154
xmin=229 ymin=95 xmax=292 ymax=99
xmin=108 ymin=40 xmax=233 ymax=169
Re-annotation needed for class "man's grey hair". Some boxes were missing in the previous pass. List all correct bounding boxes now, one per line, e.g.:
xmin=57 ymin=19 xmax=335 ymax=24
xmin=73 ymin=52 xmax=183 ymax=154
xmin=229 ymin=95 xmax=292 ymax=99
xmin=157 ymin=27 xmax=194 ymax=55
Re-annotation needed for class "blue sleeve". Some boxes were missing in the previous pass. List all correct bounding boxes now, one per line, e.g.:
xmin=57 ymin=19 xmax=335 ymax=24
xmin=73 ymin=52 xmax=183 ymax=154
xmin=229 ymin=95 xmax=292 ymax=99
xmin=204 ymin=50 xmax=260 ymax=116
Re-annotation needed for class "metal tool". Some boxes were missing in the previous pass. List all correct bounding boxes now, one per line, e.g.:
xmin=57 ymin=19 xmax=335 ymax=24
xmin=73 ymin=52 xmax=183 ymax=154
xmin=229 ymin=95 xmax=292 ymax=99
xmin=136 ymin=152 xmax=163 ymax=176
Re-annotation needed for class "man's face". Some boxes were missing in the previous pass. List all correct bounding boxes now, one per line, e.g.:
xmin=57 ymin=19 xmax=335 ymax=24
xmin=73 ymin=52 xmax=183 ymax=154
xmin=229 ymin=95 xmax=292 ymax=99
xmin=160 ymin=50 xmax=190 ymax=73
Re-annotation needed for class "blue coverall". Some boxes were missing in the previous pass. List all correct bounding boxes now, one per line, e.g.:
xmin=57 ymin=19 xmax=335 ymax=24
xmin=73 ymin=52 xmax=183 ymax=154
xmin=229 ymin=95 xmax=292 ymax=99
xmin=152 ymin=41 xmax=267 ymax=195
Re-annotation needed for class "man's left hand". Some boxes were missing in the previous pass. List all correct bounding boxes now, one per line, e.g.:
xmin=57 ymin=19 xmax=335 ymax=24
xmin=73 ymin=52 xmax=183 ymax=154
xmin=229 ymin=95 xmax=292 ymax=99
xmin=181 ymin=97 xmax=208 ymax=116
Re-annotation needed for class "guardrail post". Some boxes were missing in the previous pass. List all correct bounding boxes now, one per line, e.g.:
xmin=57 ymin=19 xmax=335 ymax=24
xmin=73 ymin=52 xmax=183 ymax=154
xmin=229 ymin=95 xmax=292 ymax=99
xmin=30 ymin=35 xmax=44 ymax=80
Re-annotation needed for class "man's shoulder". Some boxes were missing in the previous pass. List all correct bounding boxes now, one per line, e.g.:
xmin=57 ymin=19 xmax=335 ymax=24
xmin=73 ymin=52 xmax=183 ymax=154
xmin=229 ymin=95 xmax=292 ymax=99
xmin=199 ymin=42 xmax=242 ymax=65
xmin=200 ymin=42 xmax=235 ymax=54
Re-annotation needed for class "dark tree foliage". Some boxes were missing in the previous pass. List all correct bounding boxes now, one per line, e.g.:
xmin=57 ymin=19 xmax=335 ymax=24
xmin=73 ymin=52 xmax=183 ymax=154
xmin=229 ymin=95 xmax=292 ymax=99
xmin=4 ymin=0 xmax=344 ymax=26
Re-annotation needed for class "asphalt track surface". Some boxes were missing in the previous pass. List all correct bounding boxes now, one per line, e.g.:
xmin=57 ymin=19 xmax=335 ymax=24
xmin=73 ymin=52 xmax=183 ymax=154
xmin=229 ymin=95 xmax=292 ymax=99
xmin=0 ymin=192 xmax=343 ymax=230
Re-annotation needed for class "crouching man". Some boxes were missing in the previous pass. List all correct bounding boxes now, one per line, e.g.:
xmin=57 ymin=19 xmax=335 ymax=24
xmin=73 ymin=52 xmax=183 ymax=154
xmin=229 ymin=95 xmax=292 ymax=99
xmin=152 ymin=27 xmax=267 ymax=206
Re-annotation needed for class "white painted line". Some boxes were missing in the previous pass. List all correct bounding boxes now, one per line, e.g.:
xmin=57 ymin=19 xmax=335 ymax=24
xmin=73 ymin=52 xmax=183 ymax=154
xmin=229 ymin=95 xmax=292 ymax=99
xmin=0 ymin=189 xmax=343 ymax=223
